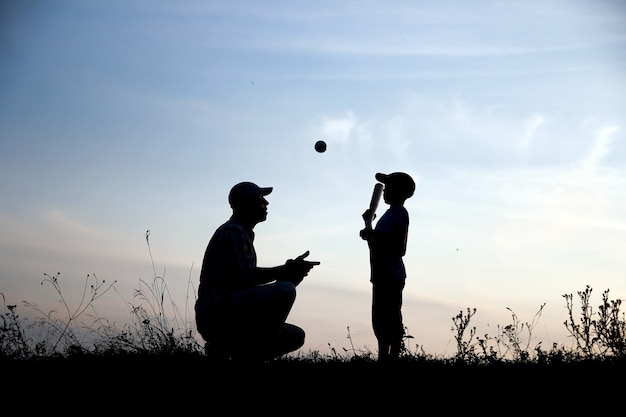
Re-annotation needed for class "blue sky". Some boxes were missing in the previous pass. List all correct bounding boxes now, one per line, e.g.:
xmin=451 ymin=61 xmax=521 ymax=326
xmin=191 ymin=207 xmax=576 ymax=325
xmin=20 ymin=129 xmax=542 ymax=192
xmin=1 ymin=0 xmax=625 ymax=356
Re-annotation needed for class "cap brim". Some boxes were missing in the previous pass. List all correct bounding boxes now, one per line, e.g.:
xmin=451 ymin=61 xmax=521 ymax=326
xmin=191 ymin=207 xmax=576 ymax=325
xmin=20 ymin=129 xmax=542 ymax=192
xmin=260 ymin=187 xmax=273 ymax=196
xmin=375 ymin=173 xmax=388 ymax=183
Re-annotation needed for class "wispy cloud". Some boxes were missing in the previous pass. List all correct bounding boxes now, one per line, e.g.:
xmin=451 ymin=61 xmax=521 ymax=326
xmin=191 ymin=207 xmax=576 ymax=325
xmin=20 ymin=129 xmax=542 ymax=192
xmin=580 ymin=125 xmax=619 ymax=172
xmin=319 ymin=110 xmax=374 ymax=148
xmin=519 ymin=114 xmax=546 ymax=155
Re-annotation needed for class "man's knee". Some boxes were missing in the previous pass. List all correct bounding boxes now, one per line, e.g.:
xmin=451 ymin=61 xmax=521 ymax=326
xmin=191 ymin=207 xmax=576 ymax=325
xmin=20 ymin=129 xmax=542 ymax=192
xmin=280 ymin=323 xmax=305 ymax=352
xmin=292 ymin=326 xmax=305 ymax=348
xmin=274 ymin=280 xmax=297 ymax=303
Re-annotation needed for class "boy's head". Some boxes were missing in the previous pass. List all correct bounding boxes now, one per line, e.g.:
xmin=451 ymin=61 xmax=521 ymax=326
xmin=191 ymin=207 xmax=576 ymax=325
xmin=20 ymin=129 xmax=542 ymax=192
xmin=375 ymin=172 xmax=415 ymax=201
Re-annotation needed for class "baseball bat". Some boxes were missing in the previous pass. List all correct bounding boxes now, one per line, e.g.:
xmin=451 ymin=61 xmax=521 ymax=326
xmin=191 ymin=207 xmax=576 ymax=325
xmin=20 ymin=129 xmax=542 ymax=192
xmin=365 ymin=183 xmax=384 ymax=230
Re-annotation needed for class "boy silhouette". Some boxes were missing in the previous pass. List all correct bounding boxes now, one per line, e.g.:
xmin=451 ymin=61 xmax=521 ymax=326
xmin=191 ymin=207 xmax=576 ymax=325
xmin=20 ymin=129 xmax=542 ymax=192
xmin=360 ymin=172 xmax=415 ymax=362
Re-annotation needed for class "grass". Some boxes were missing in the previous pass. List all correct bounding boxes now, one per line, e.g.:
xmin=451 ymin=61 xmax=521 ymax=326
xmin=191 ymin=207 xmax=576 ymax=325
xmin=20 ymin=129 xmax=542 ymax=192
xmin=2 ymin=232 xmax=625 ymax=409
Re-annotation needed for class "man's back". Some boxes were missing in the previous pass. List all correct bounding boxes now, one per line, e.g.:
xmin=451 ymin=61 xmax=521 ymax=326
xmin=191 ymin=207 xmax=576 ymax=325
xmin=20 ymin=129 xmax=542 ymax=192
xmin=198 ymin=217 xmax=257 ymax=300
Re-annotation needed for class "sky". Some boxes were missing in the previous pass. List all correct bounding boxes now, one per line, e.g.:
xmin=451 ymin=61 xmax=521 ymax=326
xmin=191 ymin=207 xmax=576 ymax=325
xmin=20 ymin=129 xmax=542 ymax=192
xmin=1 ymin=0 xmax=625 ymax=358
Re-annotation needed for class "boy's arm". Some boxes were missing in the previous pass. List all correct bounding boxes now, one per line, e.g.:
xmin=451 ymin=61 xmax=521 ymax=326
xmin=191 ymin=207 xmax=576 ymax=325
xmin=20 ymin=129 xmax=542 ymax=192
xmin=360 ymin=209 xmax=376 ymax=240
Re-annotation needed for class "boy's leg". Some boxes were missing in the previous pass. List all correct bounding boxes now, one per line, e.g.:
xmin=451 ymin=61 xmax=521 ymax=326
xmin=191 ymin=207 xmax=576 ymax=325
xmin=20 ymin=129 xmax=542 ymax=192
xmin=389 ymin=285 xmax=405 ymax=359
xmin=372 ymin=281 xmax=405 ymax=361
xmin=389 ymin=337 xmax=403 ymax=358
xmin=377 ymin=340 xmax=391 ymax=362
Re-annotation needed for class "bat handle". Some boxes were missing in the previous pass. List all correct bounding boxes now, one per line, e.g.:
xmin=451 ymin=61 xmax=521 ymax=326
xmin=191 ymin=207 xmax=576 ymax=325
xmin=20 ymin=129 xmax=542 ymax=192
xmin=364 ymin=211 xmax=374 ymax=230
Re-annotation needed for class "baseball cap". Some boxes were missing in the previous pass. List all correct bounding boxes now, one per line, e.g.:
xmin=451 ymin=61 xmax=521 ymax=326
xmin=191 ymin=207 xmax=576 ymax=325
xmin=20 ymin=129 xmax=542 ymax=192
xmin=228 ymin=181 xmax=273 ymax=208
xmin=375 ymin=172 xmax=415 ymax=198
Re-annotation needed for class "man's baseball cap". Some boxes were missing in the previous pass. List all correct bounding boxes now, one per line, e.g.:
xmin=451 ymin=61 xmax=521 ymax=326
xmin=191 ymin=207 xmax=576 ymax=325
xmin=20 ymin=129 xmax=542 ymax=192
xmin=375 ymin=172 xmax=415 ymax=198
xmin=228 ymin=181 xmax=273 ymax=208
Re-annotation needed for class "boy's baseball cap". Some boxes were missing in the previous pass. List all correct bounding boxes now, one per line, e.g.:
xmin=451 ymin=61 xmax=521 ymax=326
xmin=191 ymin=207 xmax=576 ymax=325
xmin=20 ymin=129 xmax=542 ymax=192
xmin=375 ymin=172 xmax=415 ymax=198
xmin=228 ymin=181 xmax=273 ymax=208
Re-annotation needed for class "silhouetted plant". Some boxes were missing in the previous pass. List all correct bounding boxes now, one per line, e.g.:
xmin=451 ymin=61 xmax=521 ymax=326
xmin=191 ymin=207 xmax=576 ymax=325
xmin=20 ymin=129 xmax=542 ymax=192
xmin=1 ymin=297 xmax=32 ymax=360
xmin=563 ymin=285 xmax=596 ymax=356
xmin=343 ymin=325 xmax=370 ymax=357
xmin=3 ymin=231 xmax=626 ymax=366
xmin=563 ymin=286 xmax=626 ymax=358
xmin=454 ymin=303 xmax=547 ymax=363
xmin=496 ymin=303 xmax=545 ymax=362
xmin=595 ymin=289 xmax=626 ymax=357
xmin=452 ymin=307 xmax=478 ymax=363
xmin=474 ymin=334 xmax=499 ymax=363
xmin=19 ymin=272 xmax=117 ymax=357
xmin=399 ymin=325 xmax=426 ymax=358
xmin=87 ymin=230 xmax=201 ymax=356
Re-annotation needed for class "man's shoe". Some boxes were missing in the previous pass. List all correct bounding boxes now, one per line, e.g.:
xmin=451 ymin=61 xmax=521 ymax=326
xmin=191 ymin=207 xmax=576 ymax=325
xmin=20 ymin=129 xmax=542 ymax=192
xmin=204 ymin=342 xmax=230 ymax=362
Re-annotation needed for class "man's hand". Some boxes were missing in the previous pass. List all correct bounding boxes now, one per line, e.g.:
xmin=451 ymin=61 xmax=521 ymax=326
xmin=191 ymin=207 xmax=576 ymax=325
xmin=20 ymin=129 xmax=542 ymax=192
xmin=282 ymin=250 xmax=320 ymax=286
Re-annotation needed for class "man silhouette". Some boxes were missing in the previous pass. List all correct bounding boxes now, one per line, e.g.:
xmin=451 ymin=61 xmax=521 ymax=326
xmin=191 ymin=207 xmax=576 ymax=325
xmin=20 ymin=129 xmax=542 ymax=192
xmin=195 ymin=181 xmax=320 ymax=362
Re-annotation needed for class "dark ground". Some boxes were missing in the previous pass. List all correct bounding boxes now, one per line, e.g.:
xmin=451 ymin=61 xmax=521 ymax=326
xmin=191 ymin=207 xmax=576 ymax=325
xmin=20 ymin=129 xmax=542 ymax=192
xmin=4 ymin=354 xmax=625 ymax=412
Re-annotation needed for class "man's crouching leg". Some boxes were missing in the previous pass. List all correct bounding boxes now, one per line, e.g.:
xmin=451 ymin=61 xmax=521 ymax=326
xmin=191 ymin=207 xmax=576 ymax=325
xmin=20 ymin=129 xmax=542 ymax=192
xmin=274 ymin=322 xmax=305 ymax=358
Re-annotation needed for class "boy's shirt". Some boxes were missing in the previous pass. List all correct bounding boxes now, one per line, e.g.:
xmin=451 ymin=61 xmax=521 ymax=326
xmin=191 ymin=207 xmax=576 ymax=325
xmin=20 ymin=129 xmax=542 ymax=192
xmin=368 ymin=205 xmax=409 ymax=284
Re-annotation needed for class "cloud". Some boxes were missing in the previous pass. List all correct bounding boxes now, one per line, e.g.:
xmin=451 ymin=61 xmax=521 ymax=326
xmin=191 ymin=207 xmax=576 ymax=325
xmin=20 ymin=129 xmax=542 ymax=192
xmin=580 ymin=125 xmax=619 ymax=173
xmin=519 ymin=114 xmax=546 ymax=154
xmin=319 ymin=110 xmax=374 ymax=148
xmin=41 ymin=209 xmax=103 ymax=238
xmin=0 ymin=210 xmax=145 ymax=264
xmin=319 ymin=110 xmax=357 ymax=144
xmin=385 ymin=116 xmax=411 ymax=163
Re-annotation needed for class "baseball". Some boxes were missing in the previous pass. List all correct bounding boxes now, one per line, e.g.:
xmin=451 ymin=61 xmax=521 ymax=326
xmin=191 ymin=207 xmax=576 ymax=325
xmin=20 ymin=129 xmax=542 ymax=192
xmin=314 ymin=140 xmax=327 ymax=153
